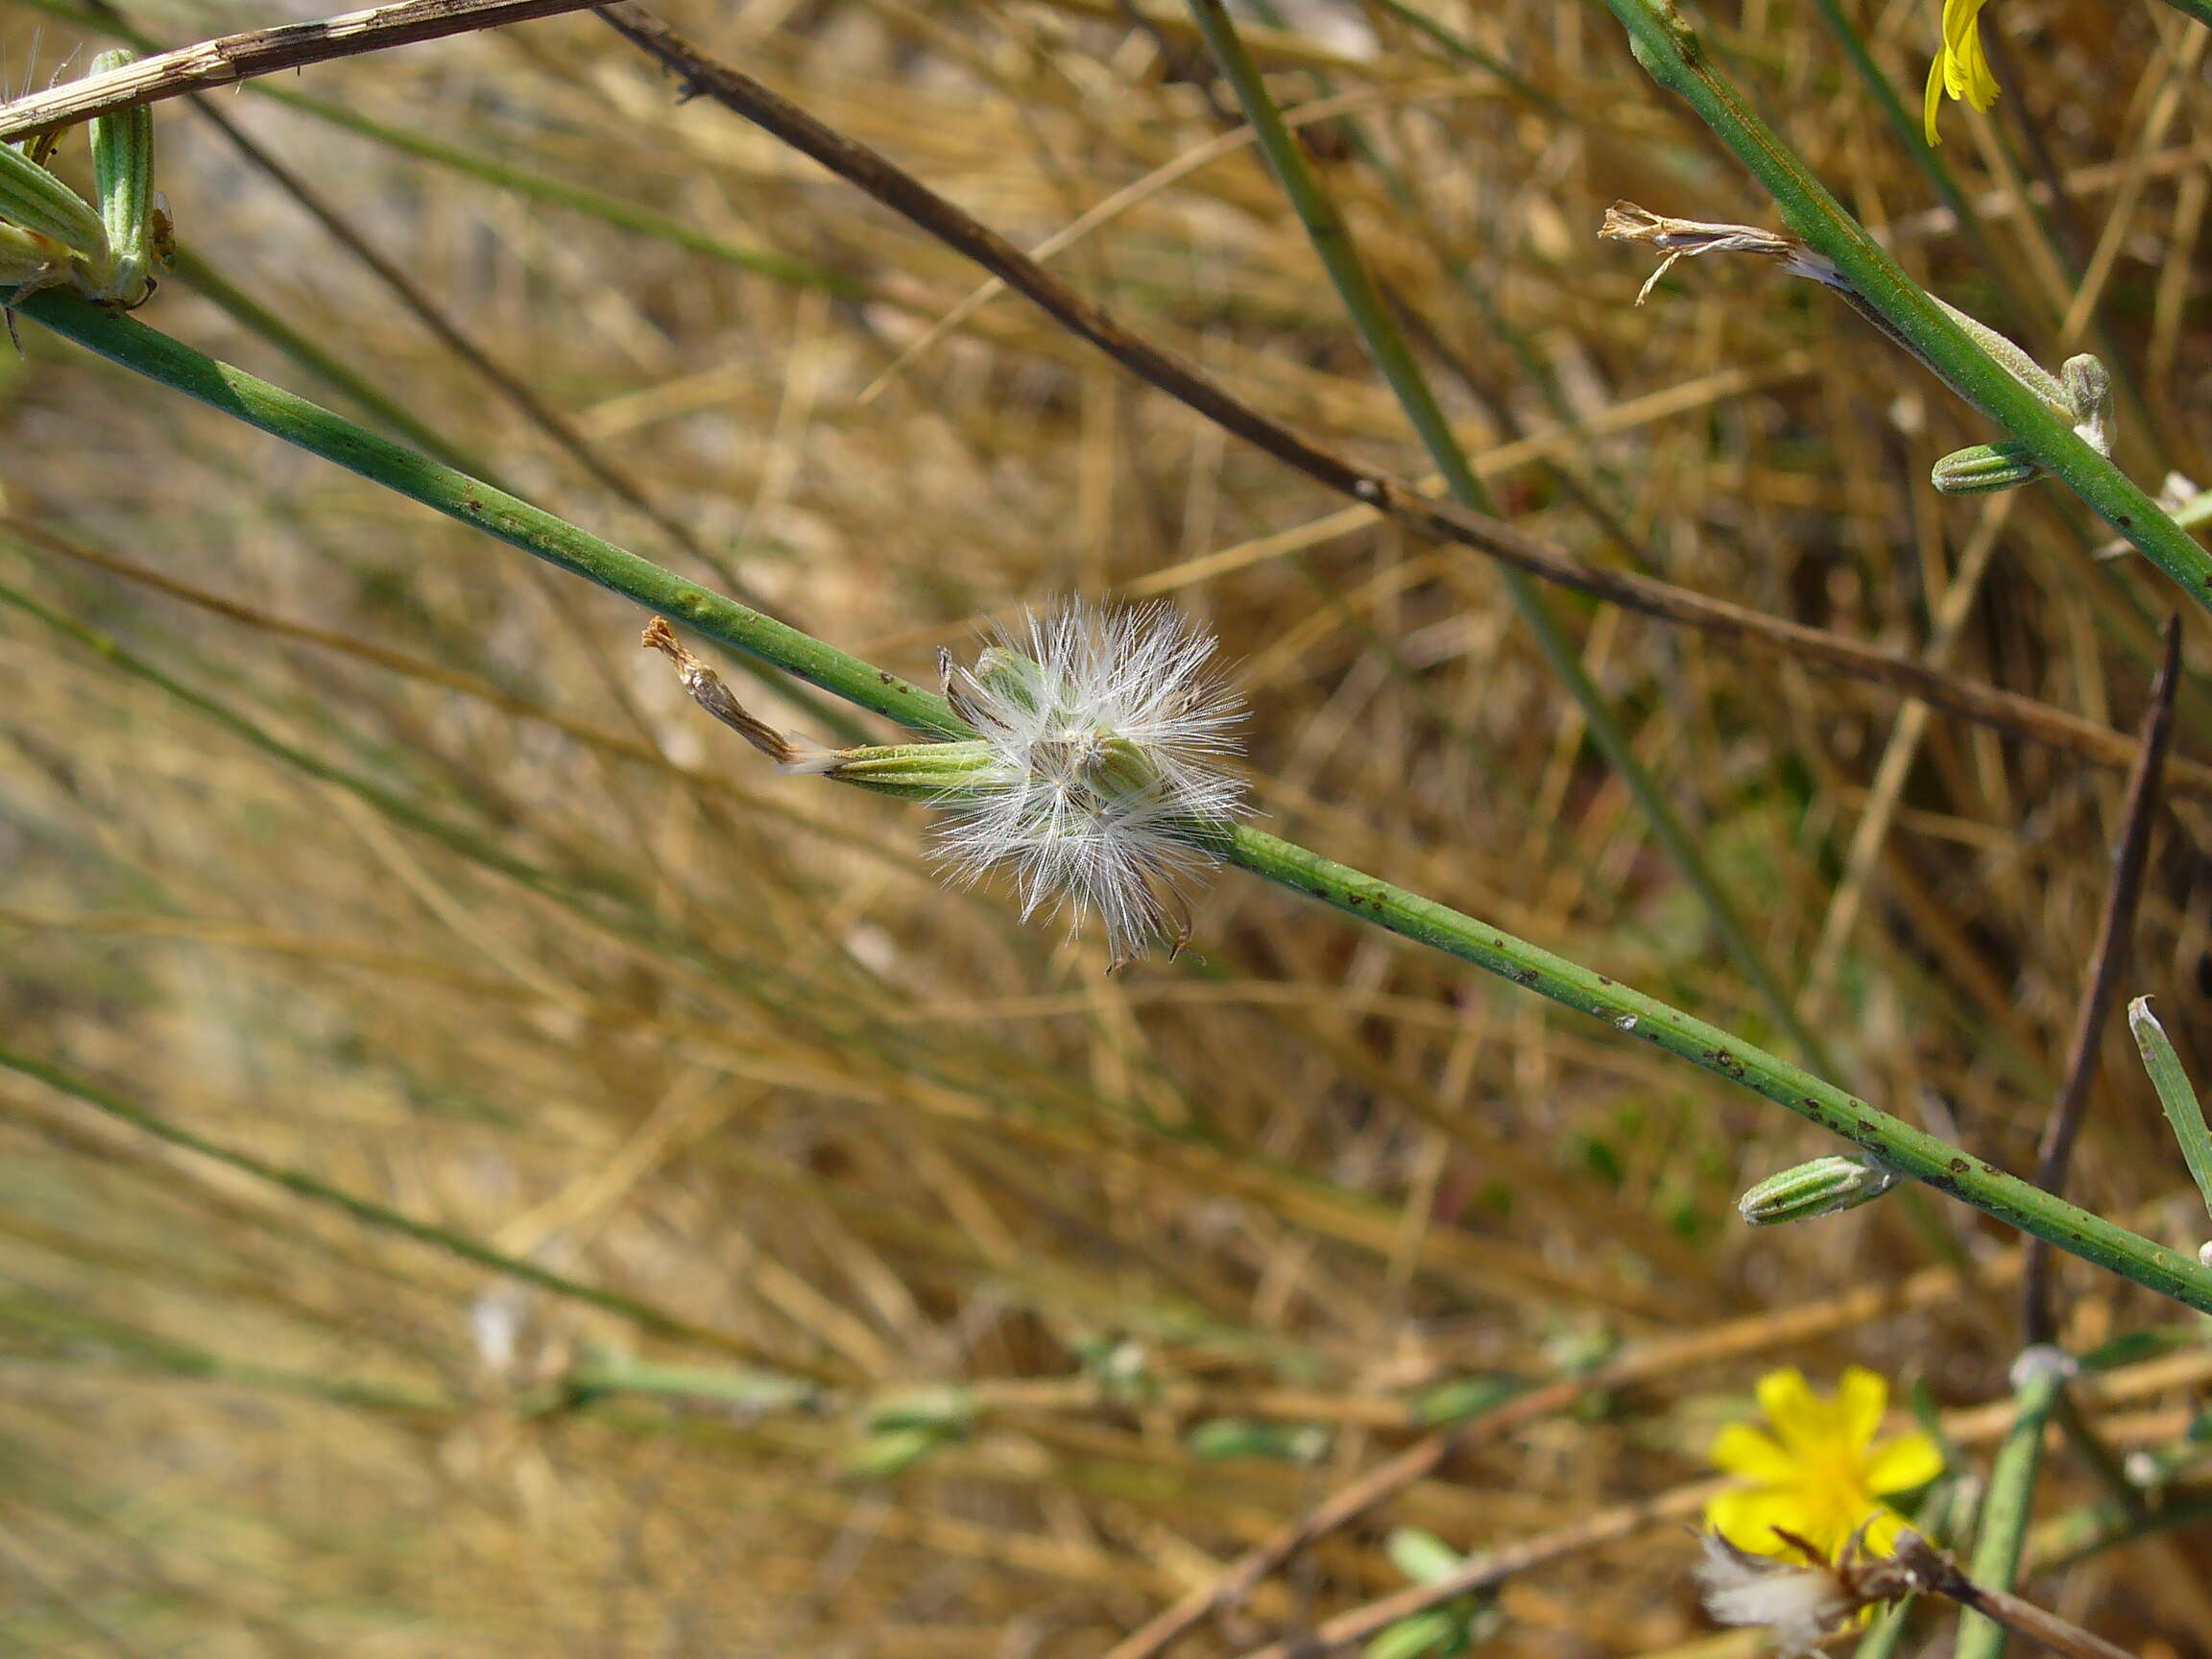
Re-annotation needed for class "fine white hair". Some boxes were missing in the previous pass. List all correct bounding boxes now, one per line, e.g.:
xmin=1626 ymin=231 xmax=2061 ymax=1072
xmin=935 ymin=600 xmax=1246 ymax=967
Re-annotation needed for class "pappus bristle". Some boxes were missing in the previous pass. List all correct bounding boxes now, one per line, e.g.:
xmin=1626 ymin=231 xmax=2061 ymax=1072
xmin=936 ymin=600 xmax=1246 ymax=969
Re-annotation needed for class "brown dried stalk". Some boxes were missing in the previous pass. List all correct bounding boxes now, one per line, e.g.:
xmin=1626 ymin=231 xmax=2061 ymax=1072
xmin=0 ymin=0 xmax=599 ymax=142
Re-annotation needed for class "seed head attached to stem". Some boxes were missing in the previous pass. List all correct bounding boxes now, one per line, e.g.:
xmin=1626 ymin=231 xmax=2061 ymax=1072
xmin=643 ymin=600 xmax=1247 ymax=971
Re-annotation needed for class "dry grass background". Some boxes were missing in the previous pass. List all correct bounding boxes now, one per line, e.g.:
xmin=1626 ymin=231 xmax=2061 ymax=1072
xmin=1 ymin=0 xmax=2210 ymax=1652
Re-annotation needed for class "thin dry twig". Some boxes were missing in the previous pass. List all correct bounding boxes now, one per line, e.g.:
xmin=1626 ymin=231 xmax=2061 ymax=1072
xmin=2020 ymin=617 xmax=2184 ymax=1343
xmin=175 ymin=94 xmax=785 ymax=617
xmin=1890 ymin=1533 xmax=2140 ymax=1659
xmin=0 ymin=0 xmax=598 ymax=141
xmin=1102 ymin=1377 xmax=1591 ymax=1659
xmin=1228 ymin=1483 xmax=1720 ymax=1659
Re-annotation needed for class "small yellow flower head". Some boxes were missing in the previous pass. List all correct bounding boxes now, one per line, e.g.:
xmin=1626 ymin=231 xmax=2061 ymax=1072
xmin=1924 ymin=0 xmax=2001 ymax=146
xmin=1706 ymin=1366 xmax=1944 ymax=1558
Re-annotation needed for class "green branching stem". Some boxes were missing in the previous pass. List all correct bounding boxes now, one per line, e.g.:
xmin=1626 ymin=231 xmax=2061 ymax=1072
xmin=1594 ymin=0 xmax=2212 ymax=612
xmin=17 ymin=294 xmax=961 ymax=740
xmin=1798 ymin=0 xmax=2020 ymax=329
xmin=1956 ymin=1360 xmax=2067 ymax=1659
xmin=1218 ymin=826 xmax=2212 ymax=1310
xmin=20 ymin=290 xmax=2212 ymax=1315
xmin=0 ymin=1039 xmax=795 ymax=1365
xmin=1183 ymin=0 xmax=1826 ymax=1070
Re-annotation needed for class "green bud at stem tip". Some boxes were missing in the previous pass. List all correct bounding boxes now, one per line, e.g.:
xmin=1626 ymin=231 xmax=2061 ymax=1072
xmin=811 ymin=739 xmax=999 ymax=801
xmin=1738 ymin=1152 xmax=1899 ymax=1226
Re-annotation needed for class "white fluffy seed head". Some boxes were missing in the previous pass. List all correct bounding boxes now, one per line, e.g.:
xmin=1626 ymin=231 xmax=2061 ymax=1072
xmin=1694 ymin=1533 xmax=1856 ymax=1657
xmin=934 ymin=599 xmax=1247 ymax=968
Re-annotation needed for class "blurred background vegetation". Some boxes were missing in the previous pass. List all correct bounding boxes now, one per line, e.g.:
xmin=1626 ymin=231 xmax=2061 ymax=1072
xmin=1 ymin=0 xmax=2209 ymax=1652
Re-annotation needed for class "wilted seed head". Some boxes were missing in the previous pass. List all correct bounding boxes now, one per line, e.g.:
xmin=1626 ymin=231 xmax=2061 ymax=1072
xmin=935 ymin=600 xmax=1246 ymax=969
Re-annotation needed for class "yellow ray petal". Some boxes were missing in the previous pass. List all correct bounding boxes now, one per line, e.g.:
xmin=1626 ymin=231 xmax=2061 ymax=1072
xmin=1711 ymin=1422 xmax=1798 ymax=1483
xmin=1755 ymin=1367 xmax=1823 ymax=1454
xmin=1865 ymin=1431 xmax=1945 ymax=1495
xmin=1833 ymin=1366 xmax=1888 ymax=1453
xmin=1706 ymin=1487 xmax=1815 ymax=1555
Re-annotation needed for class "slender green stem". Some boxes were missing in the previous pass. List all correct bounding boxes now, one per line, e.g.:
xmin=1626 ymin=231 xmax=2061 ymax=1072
xmin=1956 ymin=1360 xmax=2066 ymax=1659
xmin=0 ymin=1040 xmax=789 ymax=1363
xmin=2 ymin=1288 xmax=453 ymax=1413
xmin=163 ymin=244 xmax=870 ymax=744
xmin=19 ymin=293 xmax=961 ymax=738
xmin=1185 ymin=0 xmax=1826 ymax=1069
xmin=1594 ymin=0 xmax=2212 ymax=612
xmin=1854 ymin=1598 xmax=1918 ymax=1659
xmin=169 ymin=243 xmax=469 ymax=469
xmin=2128 ymin=998 xmax=2212 ymax=1227
xmin=19 ymin=292 xmax=2212 ymax=1314
xmin=1367 ymin=0 xmax=1559 ymax=113
xmin=1800 ymin=0 xmax=2027 ymax=335
xmin=551 ymin=1347 xmax=825 ymax=1413
xmin=1220 ymin=825 xmax=2212 ymax=1311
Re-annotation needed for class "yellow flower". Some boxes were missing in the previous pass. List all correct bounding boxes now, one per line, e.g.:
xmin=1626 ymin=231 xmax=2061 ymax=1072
xmin=1924 ymin=0 xmax=2001 ymax=146
xmin=1706 ymin=1367 xmax=1944 ymax=1558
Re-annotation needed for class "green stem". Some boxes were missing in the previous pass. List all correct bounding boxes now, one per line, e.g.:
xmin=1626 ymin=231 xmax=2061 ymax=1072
xmin=19 ymin=293 xmax=961 ymax=739
xmin=1957 ymin=1360 xmax=2066 ymax=1659
xmin=0 ymin=1040 xmax=789 ymax=1363
xmin=1854 ymin=1598 xmax=1918 ymax=1659
xmin=549 ymin=1346 xmax=825 ymax=1414
xmin=1 ymin=1288 xmax=453 ymax=1413
xmin=163 ymin=243 xmax=871 ymax=746
xmin=19 ymin=292 xmax=2212 ymax=1314
xmin=1594 ymin=0 xmax=2212 ymax=612
xmin=169 ymin=242 xmax=470 ymax=469
xmin=1185 ymin=0 xmax=1826 ymax=1069
xmin=1220 ymin=825 xmax=2212 ymax=1311
xmin=1800 ymin=0 xmax=2025 ymax=334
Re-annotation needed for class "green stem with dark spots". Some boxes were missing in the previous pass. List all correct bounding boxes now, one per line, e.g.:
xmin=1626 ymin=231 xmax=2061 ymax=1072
xmin=20 ymin=290 xmax=2212 ymax=1315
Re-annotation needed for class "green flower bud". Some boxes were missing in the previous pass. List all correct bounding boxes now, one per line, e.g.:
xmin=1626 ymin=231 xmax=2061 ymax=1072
xmin=1737 ymin=1153 xmax=1898 ymax=1226
xmin=1077 ymin=733 xmax=1171 ymax=805
xmin=966 ymin=644 xmax=1048 ymax=716
xmin=1932 ymin=439 xmax=2043 ymax=496
xmin=812 ymin=739 xmax=1000 ymax=802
